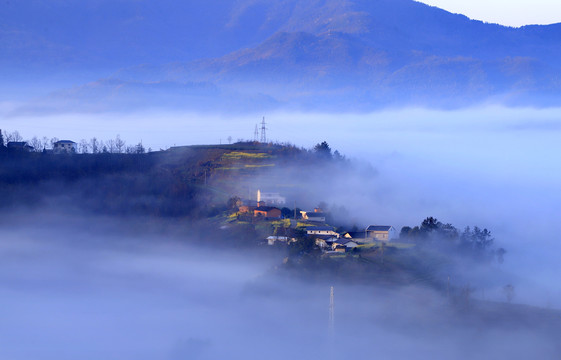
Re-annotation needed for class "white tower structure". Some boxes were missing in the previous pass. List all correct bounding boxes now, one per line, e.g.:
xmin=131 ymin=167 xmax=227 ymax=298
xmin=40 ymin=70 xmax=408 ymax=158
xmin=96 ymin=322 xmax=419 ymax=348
xmin=260 ymin=116 xmax=267 ymax=143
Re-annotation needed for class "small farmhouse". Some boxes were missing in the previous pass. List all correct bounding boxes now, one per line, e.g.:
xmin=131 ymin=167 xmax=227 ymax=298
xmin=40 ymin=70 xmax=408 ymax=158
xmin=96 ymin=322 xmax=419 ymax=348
xmin=7 ymin=142 xmax=33 ymax=152
xmin=300 ymin=209 xmax=326 ymax=223
xmin=238 ymin=199 xmax=268 ymax=214
xmin=331 ymin=238 xmax=358 ymax=251
xmin=254 ymin=206 xmax=282 ymax=219
xmin=53 ymin=140 xmax=77 ymax=154
xmin=366 ymin=225 xmax=396 ymax=241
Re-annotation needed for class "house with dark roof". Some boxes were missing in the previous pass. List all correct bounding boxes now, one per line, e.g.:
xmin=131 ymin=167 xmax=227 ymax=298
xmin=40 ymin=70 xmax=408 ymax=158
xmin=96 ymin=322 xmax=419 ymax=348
xmin=332 ymin=238 xmax=359 ymax=251
xmin=332 ymin=244 xmax=347 ymax=253
xmin=300 ymin=209 xmax=326 ymax=223
xmin=53 ymin=140 xmax=77 ymax=154
xmin=343 ymin=231 xmax=367 ymax=240
xmin=7 ymin=142 xmax=33 ymax=152
xmin=254 ymin=206 xmax=281 ymax=219
xmin=366 ymin=225 xmax=396 ymax=242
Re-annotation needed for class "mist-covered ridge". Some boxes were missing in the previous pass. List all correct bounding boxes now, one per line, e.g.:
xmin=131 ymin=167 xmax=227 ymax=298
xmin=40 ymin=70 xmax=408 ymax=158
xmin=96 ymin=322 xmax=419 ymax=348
xmin=3 ymin=0 xmax=561 ymax=112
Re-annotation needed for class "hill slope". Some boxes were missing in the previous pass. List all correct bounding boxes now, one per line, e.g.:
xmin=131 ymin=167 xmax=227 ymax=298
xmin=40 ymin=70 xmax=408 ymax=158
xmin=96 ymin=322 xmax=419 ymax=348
xmin=4 ymin=0 xmax=561 ymax=111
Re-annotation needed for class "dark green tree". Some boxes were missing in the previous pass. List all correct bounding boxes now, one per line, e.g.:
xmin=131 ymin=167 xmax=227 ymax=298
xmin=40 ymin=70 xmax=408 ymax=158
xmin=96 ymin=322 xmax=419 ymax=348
xmin=281 ymin=207 xmax=293 ymax=218
xmin=313 ymin=141 xmax=332 ymax=159
xmin=400 ymin=226 xmax=412 ymax=239
xmin=226 ymin=196 xmax=242 ymax=211
xmin=421 ymin=217 xmax=440 ymax=234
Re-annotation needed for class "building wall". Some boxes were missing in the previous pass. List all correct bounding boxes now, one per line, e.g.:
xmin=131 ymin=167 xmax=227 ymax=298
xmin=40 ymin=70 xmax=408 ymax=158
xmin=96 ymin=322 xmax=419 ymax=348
xmin=367 ymin=228 xmax=396 ymax=241
xmin=254 ymin=209 xmax=281 ymax=218
xmin=54 ymin=143 xmax=77 ymax=153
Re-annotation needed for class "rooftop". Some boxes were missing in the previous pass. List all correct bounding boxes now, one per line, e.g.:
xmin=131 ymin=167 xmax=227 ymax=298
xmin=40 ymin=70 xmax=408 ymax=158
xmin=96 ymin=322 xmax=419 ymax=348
xmin=55 ymin=140 xmax=76 ymax=144
xmin=306 ymin=226 xmax=335 ymax=232
xmin=367 ymin=225 xmax=393 ymax=232
xmin=255 ymin=206 xmax=280 ymax=212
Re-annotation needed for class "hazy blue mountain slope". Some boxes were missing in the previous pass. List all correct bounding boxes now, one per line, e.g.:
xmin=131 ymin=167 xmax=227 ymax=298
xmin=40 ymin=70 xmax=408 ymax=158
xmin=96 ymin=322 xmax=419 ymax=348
xmin=3 ymin=0 xmax=561 ymax=111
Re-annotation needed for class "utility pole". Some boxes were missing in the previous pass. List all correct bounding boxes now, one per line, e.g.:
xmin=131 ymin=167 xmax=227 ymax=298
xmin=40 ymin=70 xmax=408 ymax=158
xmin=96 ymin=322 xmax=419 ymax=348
xmin=329 ymin=286 xmax=335 ymax=337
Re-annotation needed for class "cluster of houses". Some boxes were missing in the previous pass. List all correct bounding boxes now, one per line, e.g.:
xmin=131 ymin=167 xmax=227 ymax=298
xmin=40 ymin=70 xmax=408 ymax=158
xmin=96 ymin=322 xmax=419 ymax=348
xmin=4 ymin=140 xmax=77 ymax=154
xmin=313 ymin=225 xmax=397 ymax=253
xmin=239 ymin=190 xmax=397 ymax=253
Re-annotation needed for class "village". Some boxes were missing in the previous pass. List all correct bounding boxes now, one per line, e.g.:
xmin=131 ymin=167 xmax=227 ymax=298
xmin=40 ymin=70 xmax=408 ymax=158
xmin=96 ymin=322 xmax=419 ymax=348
xmin=0 ymin=130 xmax=497 ymax=265
xmin=230 ymin=189 xmax=398 ymax=255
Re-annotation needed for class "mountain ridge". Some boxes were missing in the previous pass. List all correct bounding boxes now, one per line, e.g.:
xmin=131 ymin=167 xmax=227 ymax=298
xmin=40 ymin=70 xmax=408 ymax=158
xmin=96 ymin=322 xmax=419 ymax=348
xmin=3 ymin=0 xmax=561 ymax=112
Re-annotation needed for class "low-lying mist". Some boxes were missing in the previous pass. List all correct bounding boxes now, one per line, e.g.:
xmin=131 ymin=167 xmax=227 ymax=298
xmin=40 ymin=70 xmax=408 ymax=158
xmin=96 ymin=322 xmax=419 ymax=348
xmin=1 ymin=212 xmax=559 ymax=360
xmin=2 ymin=104 xmax=561 ymax=358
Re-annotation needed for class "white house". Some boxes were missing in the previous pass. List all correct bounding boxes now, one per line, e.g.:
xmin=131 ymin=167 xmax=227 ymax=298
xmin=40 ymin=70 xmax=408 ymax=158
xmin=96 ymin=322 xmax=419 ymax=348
xmin=53 ymin=140 xmax=77 ymax=154
xmin=366 ymin=225 xmax=396 ymax=242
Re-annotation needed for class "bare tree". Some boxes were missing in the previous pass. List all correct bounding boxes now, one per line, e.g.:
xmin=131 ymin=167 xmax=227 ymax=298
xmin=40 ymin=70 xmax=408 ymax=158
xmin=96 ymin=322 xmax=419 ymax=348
xmin=106 ymin=139 xmax=116 ymax=153
xmin=79 ymin=139 xmax=90 ymax=154
xmin=115 ymin=135 xmax=125 ymax=154
xmin=98 ymin=140 xmax=107 ymax=153
xmin=28 ymin=136 xmax=42 ymax=152
xmin=41 ymin=136 xmax=50 ymax=150
xmin=7 ymin=131 xmax=23 ymax=142
xmin=50 ymin=137 xmax=59 ymax=149
xmin=90 ymin=137 xmax=99 ymax=153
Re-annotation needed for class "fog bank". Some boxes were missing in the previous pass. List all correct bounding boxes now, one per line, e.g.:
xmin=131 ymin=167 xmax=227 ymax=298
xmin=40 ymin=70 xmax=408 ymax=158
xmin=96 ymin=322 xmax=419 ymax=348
xmin=1 ymin=213 xmax=560 ymax=360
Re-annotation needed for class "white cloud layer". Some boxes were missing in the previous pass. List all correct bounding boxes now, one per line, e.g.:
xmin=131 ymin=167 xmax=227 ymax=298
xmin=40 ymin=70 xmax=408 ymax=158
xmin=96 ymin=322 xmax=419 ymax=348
xmin=418 ymin=0 xmax=561 ymax=27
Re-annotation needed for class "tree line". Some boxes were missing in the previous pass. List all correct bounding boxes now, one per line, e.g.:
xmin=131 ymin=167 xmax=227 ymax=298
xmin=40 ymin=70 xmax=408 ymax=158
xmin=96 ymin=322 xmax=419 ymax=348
xmin=0 ymin=129 xmax=149 ymax=154
xmin=400 ymin=216 xmax=506 ymax=263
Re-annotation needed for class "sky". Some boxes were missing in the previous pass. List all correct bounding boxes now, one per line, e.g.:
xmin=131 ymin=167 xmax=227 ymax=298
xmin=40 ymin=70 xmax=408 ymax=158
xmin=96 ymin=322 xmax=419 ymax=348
xmin=419 ymin=0 xmax=561 ymax=27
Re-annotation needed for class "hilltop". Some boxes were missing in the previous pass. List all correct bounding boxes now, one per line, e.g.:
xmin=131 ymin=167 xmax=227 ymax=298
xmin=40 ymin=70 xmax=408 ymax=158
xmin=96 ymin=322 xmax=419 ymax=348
xmin=0 ymin=140 xmax=342 ymax=217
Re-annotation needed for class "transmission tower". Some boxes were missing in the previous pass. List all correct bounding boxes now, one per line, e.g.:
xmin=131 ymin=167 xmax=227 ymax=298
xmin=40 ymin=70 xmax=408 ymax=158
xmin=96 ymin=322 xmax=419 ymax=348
xmin=329 ymin=286 xmax=335 ymax=336
xmin=260 ymin=116 xmax=267 ymax=143
xmin=254 ymin=124 xmax=259 ymax=142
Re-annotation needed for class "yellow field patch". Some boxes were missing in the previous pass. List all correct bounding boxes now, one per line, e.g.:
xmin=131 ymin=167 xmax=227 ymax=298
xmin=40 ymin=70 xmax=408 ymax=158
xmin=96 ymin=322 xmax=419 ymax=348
xmin=222 ymin=151 xmax=272 ymax=160
xmin=244 ymin=164 xmax=275 ymax=168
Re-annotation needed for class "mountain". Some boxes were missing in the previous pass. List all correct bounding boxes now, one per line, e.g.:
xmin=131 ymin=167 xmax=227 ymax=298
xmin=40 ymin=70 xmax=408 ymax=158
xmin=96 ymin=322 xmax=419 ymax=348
xmin=3 ymin=0 xmax=561 ymax=112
